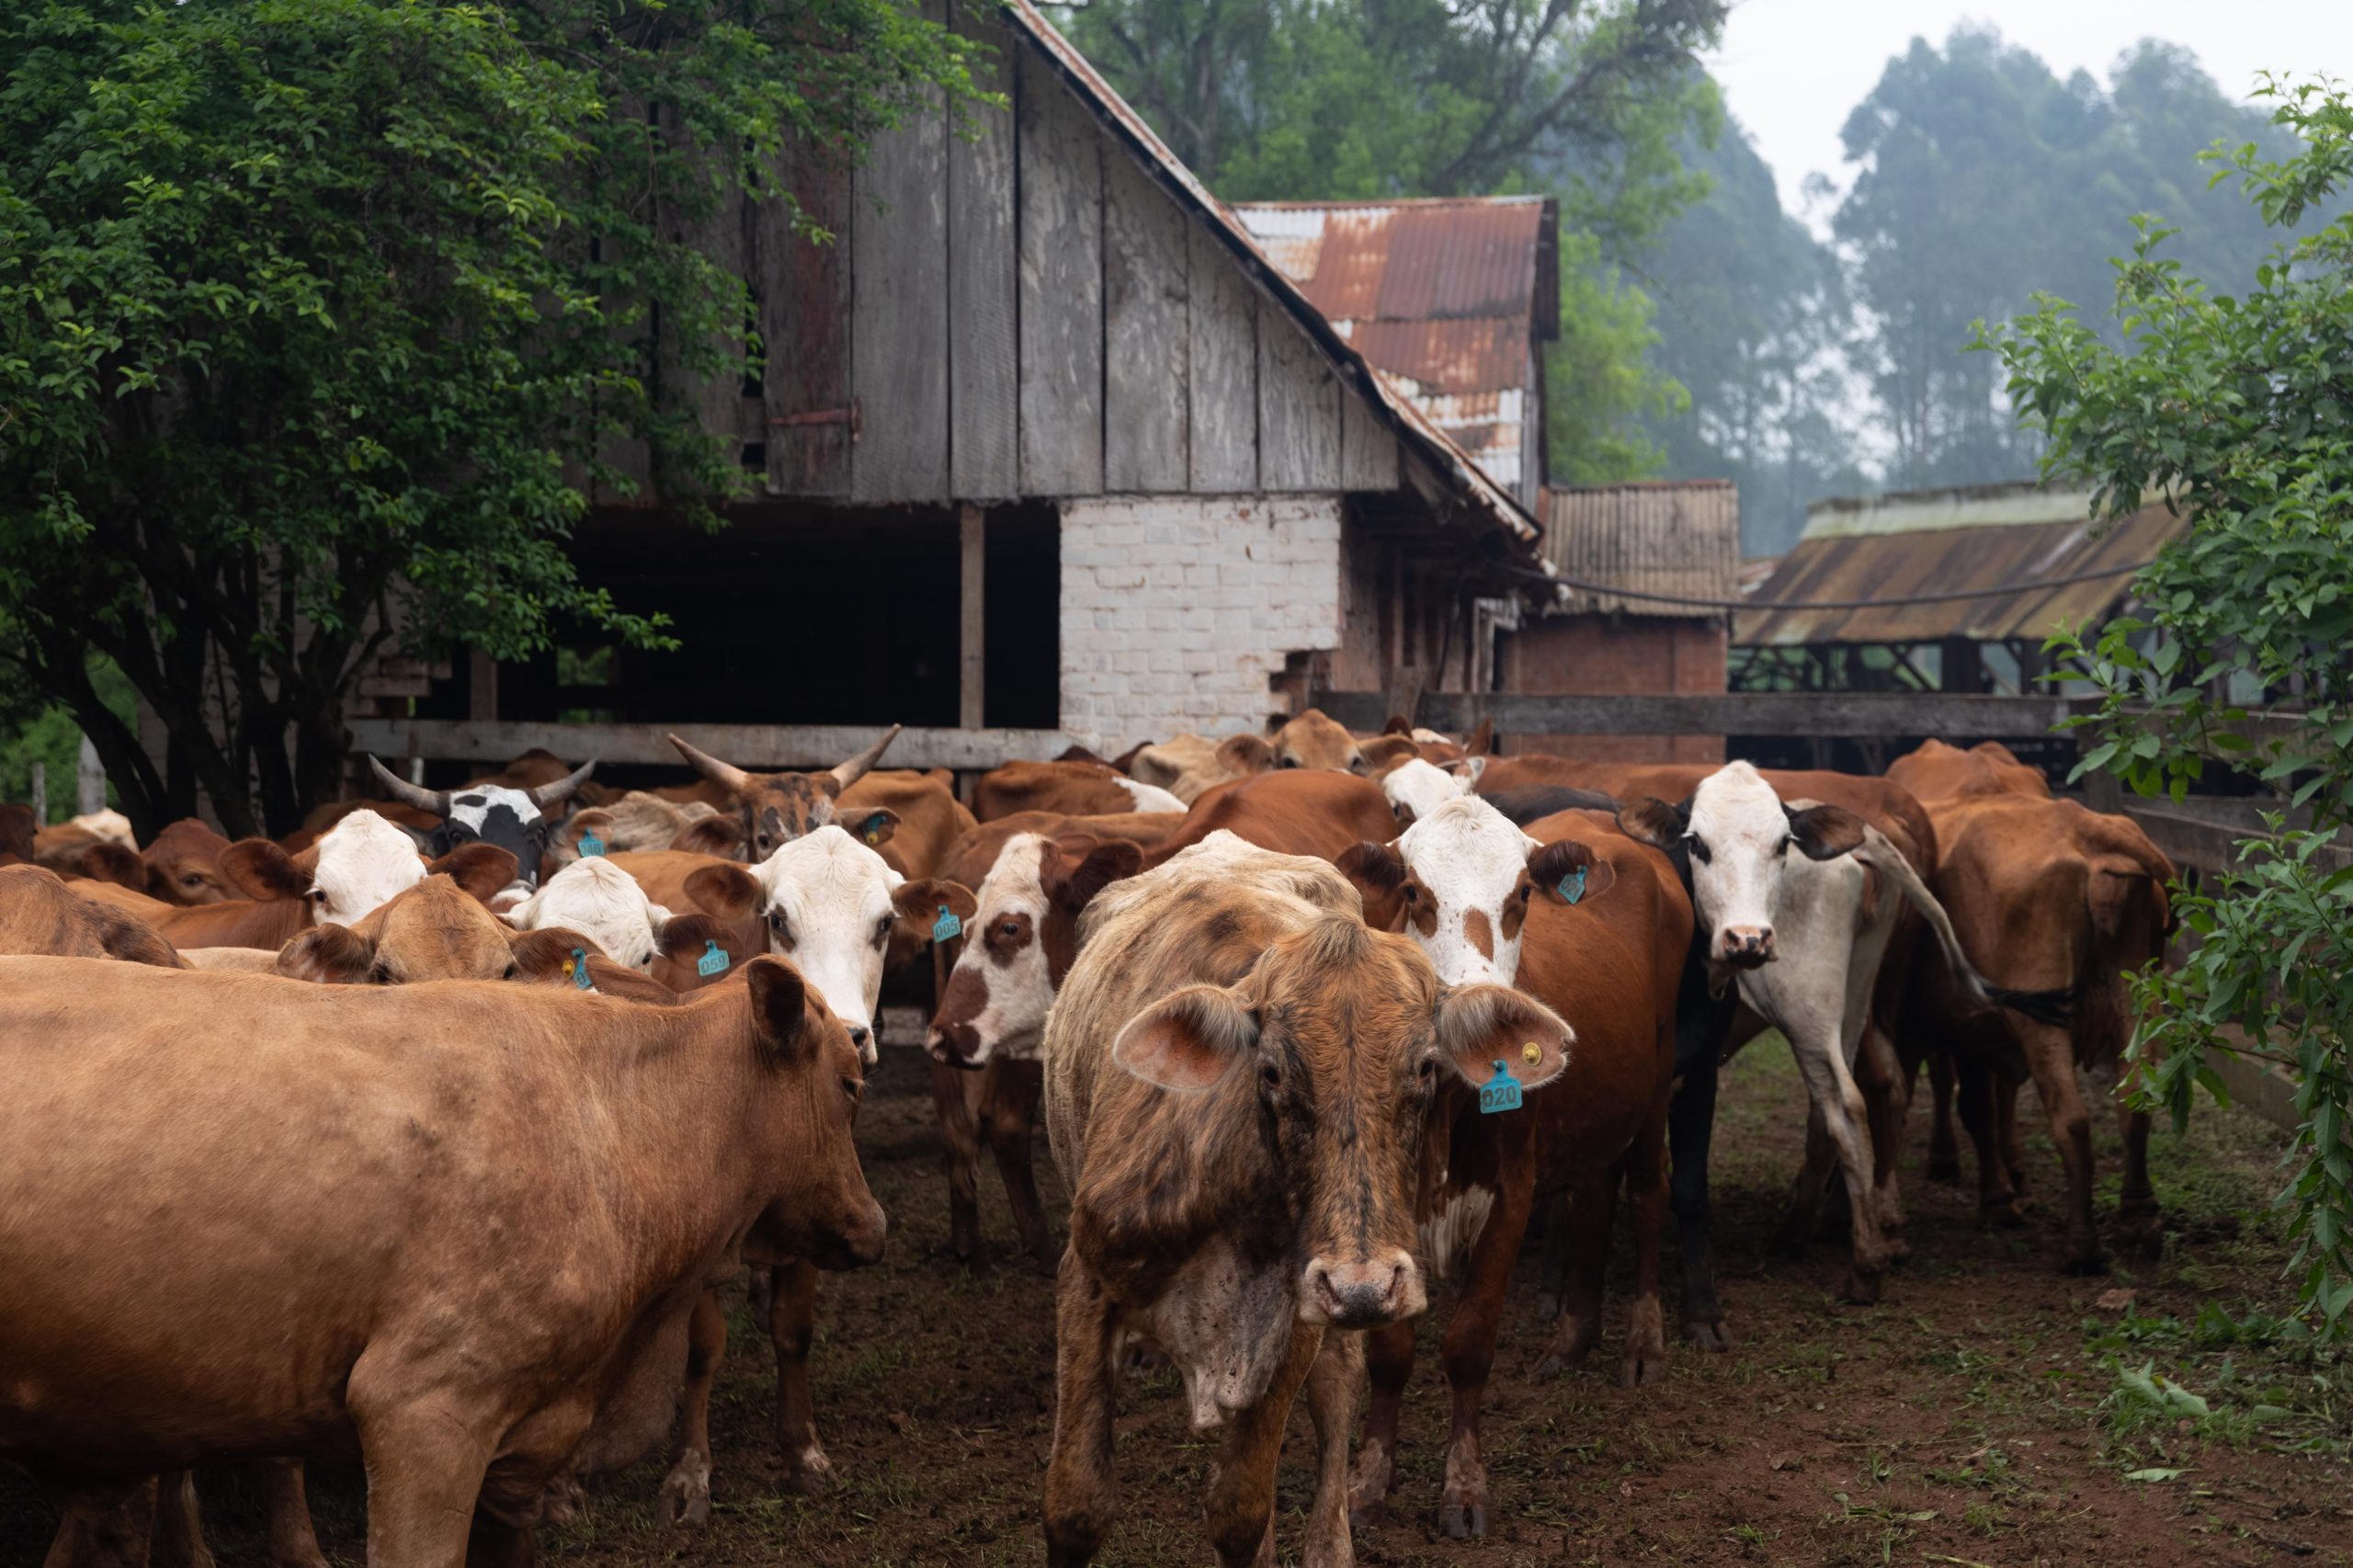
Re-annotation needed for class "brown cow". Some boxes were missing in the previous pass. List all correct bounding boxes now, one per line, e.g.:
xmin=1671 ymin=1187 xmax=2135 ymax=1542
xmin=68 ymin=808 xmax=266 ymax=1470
xmin=140 ymin=819 xmax=236 ymax=905
xmin=667 ymin=725 xmax=976 ymax=879
xmin=0 ymin=955 xmax=883 ymax=1566
xmin=971 ymin=759 xmax=1186 ymax=822
xmin=1040 ymin=835 xmax=1571 ymax=1567
xmin=924 ymin=823 xmax=1149 ymax=1272
xmin=1142 ymin=768 xmax=1399 ymax=869
xmin=1899 ymin=790 xmax=2174 ymax=1271
xmin=0 ymin=802 xmax=38 ymax=865
xmin=1888 ymin=737 xmax=2054 ymax=802
xmin=33 ymin=821 xmax=146 ymax=891
xmin=1336 ymin=797 xmax=1688 ymax=1536
xmin=0 ymin=865 xmax=185 ymax=967
xmin=1127 ymin=708 xmax=1371 ymax=803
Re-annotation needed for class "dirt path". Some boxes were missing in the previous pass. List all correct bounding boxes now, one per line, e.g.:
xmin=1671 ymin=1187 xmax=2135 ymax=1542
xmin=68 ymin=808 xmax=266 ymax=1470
xmin=6 ymin=1042 xmax=2347 ymax=1566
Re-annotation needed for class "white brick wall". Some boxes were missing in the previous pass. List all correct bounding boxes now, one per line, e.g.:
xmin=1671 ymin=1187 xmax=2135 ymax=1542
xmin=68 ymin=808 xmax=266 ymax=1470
xmin=1059 ymin=495 xmax=1343 ymax=751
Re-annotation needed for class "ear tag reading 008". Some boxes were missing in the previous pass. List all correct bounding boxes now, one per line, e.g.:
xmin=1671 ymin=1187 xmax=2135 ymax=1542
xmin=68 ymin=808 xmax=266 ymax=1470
xmin=571 ymin=948 xmax=593 ymax=991
xmin=1557 ymin=866 xmax=1587 ymax=904
xmin=933 ymin=905 xmax=962 ymax=943
xmin=697 ymin=938 xmax=730 ymax=978
xmin=578 ymin=834 xmax=605 ymax=858
xmin=1479 ymin=1059 xmax=1524 ymax=1115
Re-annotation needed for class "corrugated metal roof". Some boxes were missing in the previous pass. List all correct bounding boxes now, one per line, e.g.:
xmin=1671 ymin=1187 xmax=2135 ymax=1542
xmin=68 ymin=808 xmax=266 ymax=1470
xmin=1002 ymin=2 xmax=1551 ymax=569
xmin=1543 ymin=481 xmax=1740 ymax=619
xmin=1734 ymin=481 xmax=2188 ymax=645
xmin=1231 ymin=197 xmax=1558 ymax=505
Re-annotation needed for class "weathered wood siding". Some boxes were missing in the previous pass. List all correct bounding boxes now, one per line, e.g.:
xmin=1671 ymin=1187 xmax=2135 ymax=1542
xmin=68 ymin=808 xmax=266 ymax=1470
xmin=736 ymin=14 xmax=1405 ymax=505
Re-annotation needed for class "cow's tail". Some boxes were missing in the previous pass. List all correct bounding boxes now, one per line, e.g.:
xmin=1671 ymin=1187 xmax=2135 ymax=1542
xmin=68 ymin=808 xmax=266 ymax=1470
xmin=1859 ymin=827 xmax=2076 ymax=1027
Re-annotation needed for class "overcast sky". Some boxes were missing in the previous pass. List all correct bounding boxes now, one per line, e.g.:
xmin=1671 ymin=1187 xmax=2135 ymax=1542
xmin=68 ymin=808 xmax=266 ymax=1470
xmin=1708 ymin=0 xmax=2353 ymax=225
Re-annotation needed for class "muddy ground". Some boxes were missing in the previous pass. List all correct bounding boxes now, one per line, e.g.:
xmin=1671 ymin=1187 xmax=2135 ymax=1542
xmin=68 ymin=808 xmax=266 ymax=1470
xmin=6 ymin=1040 xmax=2349 ymax=1567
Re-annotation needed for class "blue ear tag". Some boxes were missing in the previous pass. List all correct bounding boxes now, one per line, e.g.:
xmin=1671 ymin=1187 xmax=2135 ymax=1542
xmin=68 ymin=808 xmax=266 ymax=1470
xmin=862 ymin=816 xmax=885 ymax=846
xmin=572 ymin=948 xmax=593 ymax=991
xmin=932 ymin=904 xmax=962 ymax=943
xmin=1556 ymin=866 xmax=1587 ymax=904
xmin=697 ymin=938 xmax=729 ymax=978
xmin=1479 ymin=1059 xmax=1524 ymax=1115
xmin=578 ymin=833 xmax=605 ymax=858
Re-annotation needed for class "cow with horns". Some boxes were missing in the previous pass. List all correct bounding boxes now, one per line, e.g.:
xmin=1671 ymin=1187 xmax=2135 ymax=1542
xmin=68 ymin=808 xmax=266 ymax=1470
xmin=364 ymin=754 xmax=597 ymax=901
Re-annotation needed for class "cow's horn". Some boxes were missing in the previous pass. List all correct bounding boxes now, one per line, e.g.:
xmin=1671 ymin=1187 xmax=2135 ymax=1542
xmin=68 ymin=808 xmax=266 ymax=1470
xmin=366 ymin=756 xmax=451 ymax=816
xmin=668 ymin=734 xmax=756 ymax=796
xmin=528 ymin=758 xmax=597 ymax=809
xmin=828 ymin=724 xmax=903 ymax=791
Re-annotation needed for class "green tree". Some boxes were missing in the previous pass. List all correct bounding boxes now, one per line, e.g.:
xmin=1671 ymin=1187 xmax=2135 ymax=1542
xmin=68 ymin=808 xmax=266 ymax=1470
xmin=1982 ymin=78 xmax=2353 ymax=1329
xmin=0 ymin=0 xmax=978 ymax=836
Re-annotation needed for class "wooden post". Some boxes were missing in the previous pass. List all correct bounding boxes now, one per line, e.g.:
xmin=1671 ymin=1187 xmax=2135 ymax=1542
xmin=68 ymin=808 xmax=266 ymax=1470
xmin=76 ymin=736 xmax=104 ymax=815
xmin=960 ymin=503 xmax=985 ymax=731
xmin=469 ymin=646 xmax=499 ymax=723
xmin=29 ymin=762 xmax=46 ymax=824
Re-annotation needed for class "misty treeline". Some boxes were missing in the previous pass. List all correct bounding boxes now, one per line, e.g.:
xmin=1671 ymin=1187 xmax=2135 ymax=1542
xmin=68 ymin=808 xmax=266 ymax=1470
xmin=1048 ymin=6 xmax=2311 ymax=553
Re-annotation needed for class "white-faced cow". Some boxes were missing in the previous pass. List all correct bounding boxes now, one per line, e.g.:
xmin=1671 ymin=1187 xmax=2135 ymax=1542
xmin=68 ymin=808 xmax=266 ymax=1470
xmin=366 ymin=753 xmax=596 ymax=899
xmin=1040 ymin=833 xmax=1571 ymax=1568
xmin=506 ymin=855 xmax=679 ymax=972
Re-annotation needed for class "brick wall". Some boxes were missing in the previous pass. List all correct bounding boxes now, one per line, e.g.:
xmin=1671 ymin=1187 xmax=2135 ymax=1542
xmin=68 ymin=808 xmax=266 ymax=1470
xmin=1058 ymin=495 xmax=1344 ymax=752
xmin=1498 ymin=613 xmax=1727 ymax=764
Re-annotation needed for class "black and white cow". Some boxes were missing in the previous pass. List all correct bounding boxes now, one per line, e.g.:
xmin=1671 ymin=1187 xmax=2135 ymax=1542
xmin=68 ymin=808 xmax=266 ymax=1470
xmin=366 ymin=755 xmax=596 ymax=903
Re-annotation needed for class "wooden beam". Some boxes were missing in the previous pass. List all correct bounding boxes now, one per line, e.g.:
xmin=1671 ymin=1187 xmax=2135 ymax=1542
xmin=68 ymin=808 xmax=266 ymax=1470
xmin=961 ymin=504 xmax=986 ymax=731
xmin=1311 ymin=688 xmax=2084 ymax=738
xmin=468 ymin=647 xmax=498 ymax=724
xmin=347 ymin=721 xmax=1076 ymax=772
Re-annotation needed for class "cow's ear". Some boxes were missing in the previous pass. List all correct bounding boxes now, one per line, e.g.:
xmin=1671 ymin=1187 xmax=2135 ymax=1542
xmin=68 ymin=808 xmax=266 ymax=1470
xmin=1433 ymin=983 xmax=1571 ymax=1094
xmin=847 ymin=808 xmax=900 ymax=849
xmin=745 ymin=956 xmax=815 ymax=1065
xmin=672 ymin=816 xmax=746 ymax=858
xmin=654 ymin=911 xmax=746 ymax=986
xmin=1357 ymin=734 xmax=1416 ymax=776
xmin=684 ymin=862 xmax=762 ymax=920
xmin=1335 ymin=840 xmax=1409 ymax=931
xmin=1614 ymin=797 xmax=1688 ymax=852
xmin=277 ymin=924 xmax=379 ymax=984
xmin=220 ymin=838 xmax=312 ymax=902
xmin=87 ymin=902 xmax=186 ymax=970
xmin=893 ymin=877 xmax=979 ymax=929
xmin=426 ymin=843 xmax=519 ymax=904
xmin=1458 ymin=755 xmax=1487 ymax=788
xmin=78 ymin=841 xmax=145 ymax=891
xmin=1527 ymin=838 xmax=1617 ymax=905
xmin=1215 ymin=733 xmax=1275 ymax=775
xmin=1786 ymin=802 xmax=1868 ymax=861
xmin=1045 ymin=835 xmax=1142 ymax=912
xmin=560 ymin=808 xmax=616 ymax=853
xmin=506 ymin=925 xmax=597 ymax=983
xmin=582 ymin=958 xmax=678 ymax=1005
xmin=1112 ymin=983 xmax=1257 ymax=1092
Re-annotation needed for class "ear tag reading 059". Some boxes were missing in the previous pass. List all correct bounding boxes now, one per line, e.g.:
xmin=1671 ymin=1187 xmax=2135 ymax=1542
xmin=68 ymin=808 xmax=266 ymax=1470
xmin=578 ymin=833 xmax=605 ymax=858
xmin=1557 ymin=866 xmax=1587 ymax=904
xmin=571 ymin=948 xmax=593 ymax=991
xmin=933 ymin=905 xmax=962 ymax=943
xmin=697 ymin=938 xmax=730 ymax=978
xmin=1480 ymin=1059 xmax=1524 ymax=1116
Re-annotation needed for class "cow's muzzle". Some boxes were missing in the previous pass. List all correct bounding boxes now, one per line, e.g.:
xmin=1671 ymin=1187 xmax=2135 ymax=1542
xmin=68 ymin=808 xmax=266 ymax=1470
xmin=1301 ymin=1248 xmax=1425 ymax=1328
xmin=926 ymin=1018 xmax=983 ymax=1069
xmin=811 ymin=1197 xmax=889 ymax=1272
xmin=1718 ymin=925 xmax=1775 ymax=968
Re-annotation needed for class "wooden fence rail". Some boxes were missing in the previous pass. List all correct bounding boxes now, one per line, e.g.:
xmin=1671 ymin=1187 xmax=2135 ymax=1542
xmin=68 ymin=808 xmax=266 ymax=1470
xmin=1312 ymin=689 xmax=2085 ymax=738
xmin=347 ymin=720 xmax=1077 ymax=773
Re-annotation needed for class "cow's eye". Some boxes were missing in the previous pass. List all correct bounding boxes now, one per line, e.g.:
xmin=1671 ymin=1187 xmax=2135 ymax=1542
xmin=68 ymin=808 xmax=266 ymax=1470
xmin=1518 ymin=882 xmax=1534 ymax=902
xmin=181 ymin=874 xmax=203 ymax=887
xmin=1776 ymin=835 xmax=1792 ymax=857
xmin=1279 ymin=755 xmax=1300 ymax=769
xmin=875 ymin=914 xmax=894 ymax=941
xmin=502 ymin=961 xmax=520 ymax=980
xmin=999 ymin=919 xmax=1021 ymax=940
xmin=840 ymin=1074 xmax=862 ymax=1106
xmin=1688 ymin=835 xmax=1712 ymax=865
xmin=1401 ymin=883 xmax=1420 ymax=903
xmin=1259 ymin=1061 xmax=1282 ymax=1092
xmin=308 ymin=888 xmax=329 ymax=904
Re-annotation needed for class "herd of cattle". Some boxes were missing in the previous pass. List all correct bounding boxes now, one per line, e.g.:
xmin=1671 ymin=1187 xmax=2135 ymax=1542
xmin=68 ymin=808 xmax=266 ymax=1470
xmin=0 ymin=713 xmax=2178 ymax=1566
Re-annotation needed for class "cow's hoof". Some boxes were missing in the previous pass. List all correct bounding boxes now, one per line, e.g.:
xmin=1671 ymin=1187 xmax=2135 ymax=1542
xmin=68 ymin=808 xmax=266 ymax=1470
xmin=659 ymin=1456 xmax=712 ymax=1528
xmin=1841 ymin=1267 xmax=1881 ymax=1306
xmin=1438 ymin=1502 xmax=1487 ymax=1540
xmin=1683 ymin=1319 xmax=1733 ymax=1352
xmin=539 ymin=1477 xmax=587 ymax=1526
xmin=1926 ymin=1154 xmax=1962 ymax=1185
xmin=1619 ymin=1346 xmax=1669 ymax=1388
xmin=777 ymin=1448 xmax=837 ymax=1495
xmin=2063 ymin=1249 xmax=2110 ymax=1278
xmin=1347 ymin=1447 xmax=1393 ymax=1528
xmin=1980 ymin=1200 xmax=2027 ymax=1231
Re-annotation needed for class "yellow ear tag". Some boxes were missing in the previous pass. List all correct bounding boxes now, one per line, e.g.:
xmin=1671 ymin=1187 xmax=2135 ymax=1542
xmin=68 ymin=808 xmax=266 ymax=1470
xmin=1521 ymin=1041 xmax=1542 ymax=1067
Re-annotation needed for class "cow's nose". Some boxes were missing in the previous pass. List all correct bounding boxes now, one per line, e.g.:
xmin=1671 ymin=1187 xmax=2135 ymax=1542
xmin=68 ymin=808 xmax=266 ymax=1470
xmin=1720 ymin=926 xmax=1775 ymax=966
xmin=926 ymin=1019 xmax=983 ymax=1069
xmin=1302 ymin=1249 xmax=1424 ymax=1328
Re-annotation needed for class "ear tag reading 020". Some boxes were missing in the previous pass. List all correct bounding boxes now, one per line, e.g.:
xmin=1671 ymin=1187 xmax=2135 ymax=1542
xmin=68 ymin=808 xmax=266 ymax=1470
xmin=1479 ymin=1059 xmax=1524 ymax=1116
xmin=578 ymin=833 xmax=605 ymax=858
xmin=1556 ymin=866 xmax=1587 ymax=904
xmin=933 ymin=905 xmax=963 ymax=943
xmin=697 ymin=938 xmax=730 ymax=978
xmin=571 ymin=948 xmax=593 ymax=991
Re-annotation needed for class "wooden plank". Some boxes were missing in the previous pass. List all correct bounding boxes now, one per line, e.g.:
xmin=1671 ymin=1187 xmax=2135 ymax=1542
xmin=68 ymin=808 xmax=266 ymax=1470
xmin=1187 ymin=221 xmax=1256 ymax=492
xmin=948 ymin=4 xmax=1018 ymax=498
xmin=468 ymin=649 xmax=498 ymax=723
xmin=1257 ymin=305 xmax=1343 ymax=491
xmin=760 ymin=144 xmax=854 ymax=496
xmin=347 ymin=721 xmax=1080 ymax=773
xmin=1102 ymin=149 xmax=1189 ymax=491
xmin=1311 ymin=688 xmax=2083 ymax=738
xmin=960 ymin=504 xmax=986 ymax=729
xmin=665 ymin=122 xmax=750 ymax=483
xmin=1016 ymin=48 xmax=1104 ymax=496
xmin=850 ymin=0 xmax=949 ymax=503
xmin=1338 ymin=369 xmax=1399 ymax=491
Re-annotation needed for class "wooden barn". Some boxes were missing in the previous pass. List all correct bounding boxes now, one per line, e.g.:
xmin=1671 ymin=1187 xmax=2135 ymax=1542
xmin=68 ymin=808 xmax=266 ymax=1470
xmin=318 ymin=0 xmax=1554 ymax=786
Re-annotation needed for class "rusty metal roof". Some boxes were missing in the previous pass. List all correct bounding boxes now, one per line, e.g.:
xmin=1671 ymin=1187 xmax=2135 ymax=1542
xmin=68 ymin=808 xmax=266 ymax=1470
xmin=1001 ymin=3 xmax=1550 ymax=571
xmin=1230 ymin=198 xmax=1558 ymax=505
xmin=1734 ymin=482 xmax=2188 ymax=646
xmin=1542 ymin=481 xmax=1740 ymax=619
